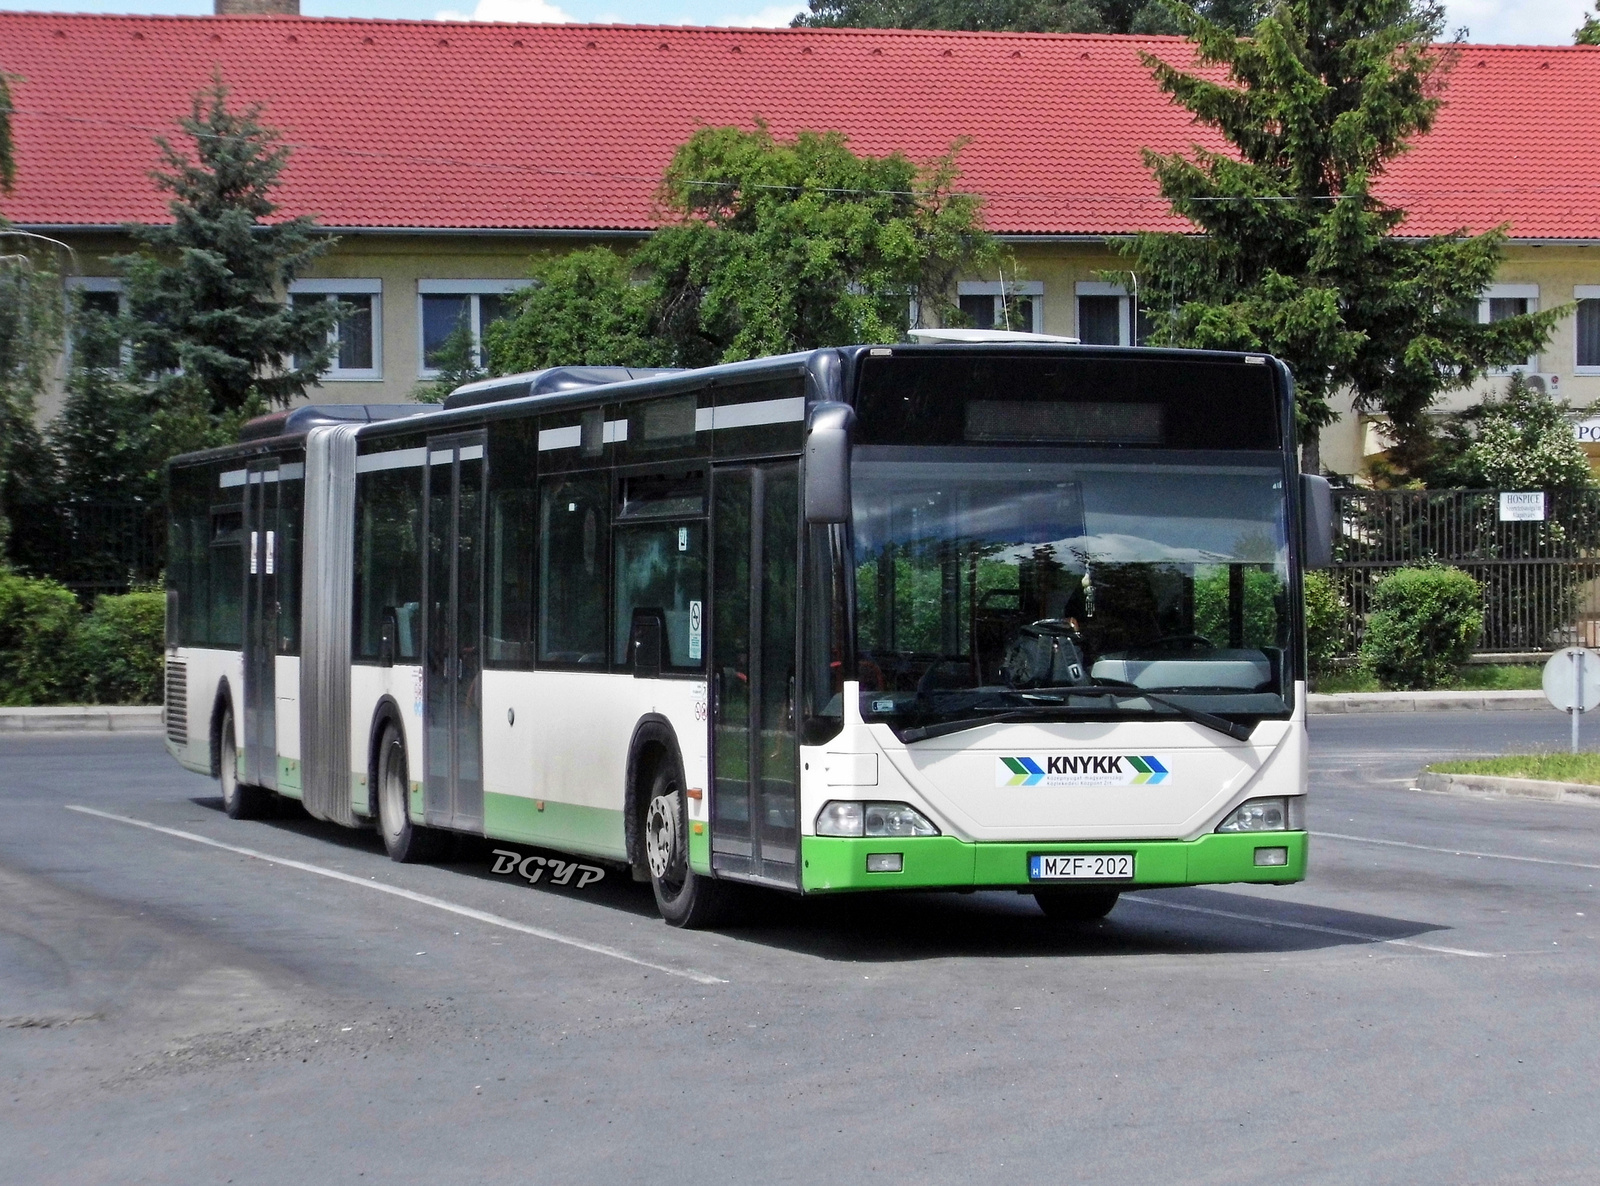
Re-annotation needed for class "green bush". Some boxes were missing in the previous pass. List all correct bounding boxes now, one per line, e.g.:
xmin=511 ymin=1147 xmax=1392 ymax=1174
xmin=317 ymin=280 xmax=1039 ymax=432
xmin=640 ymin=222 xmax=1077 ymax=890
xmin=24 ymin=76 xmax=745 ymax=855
xmin=1303 ymin=571 xmax=1349 ymax=677
xmin=77 ymin=590 xmax=166 ymax=705
xmin=1359 ymin=566 xmax=1483 ymax=690
xmin=0 ymin=569 xmax=83 ymax=706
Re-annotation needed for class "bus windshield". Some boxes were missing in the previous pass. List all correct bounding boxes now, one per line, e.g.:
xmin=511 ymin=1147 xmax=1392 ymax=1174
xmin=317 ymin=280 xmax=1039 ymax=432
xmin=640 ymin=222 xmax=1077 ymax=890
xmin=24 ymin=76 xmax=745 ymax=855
xmin=852 ymin=446 xmax=1292 ymax=731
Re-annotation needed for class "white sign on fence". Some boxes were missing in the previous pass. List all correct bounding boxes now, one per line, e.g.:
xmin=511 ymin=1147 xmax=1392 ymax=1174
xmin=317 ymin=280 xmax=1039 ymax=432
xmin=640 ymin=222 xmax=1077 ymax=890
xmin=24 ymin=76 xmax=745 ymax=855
xmin=1498 ymin=491 xmax=1546 ymax=522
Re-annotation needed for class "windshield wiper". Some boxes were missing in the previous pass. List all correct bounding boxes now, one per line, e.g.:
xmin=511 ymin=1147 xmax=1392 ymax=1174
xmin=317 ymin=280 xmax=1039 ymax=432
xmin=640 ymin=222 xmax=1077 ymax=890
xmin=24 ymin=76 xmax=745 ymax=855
xmin=897 ymin=686 xmax=1258 ymax=744
xmin=899 ymin=708 xmax=1068 ymax=744
xmin=1021 ymin=683 xmax=1258 ymax=742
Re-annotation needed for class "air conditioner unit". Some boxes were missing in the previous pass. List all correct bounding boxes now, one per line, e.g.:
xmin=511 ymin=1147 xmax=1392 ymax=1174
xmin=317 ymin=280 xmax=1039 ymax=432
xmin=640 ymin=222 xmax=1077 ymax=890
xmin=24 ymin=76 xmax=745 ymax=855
xmin=1524 ymin=373 xmax=1562 ymax=396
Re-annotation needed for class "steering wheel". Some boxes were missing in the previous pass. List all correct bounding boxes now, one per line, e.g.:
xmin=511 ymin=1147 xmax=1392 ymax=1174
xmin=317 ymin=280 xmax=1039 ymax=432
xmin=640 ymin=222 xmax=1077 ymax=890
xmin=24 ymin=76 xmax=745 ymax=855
xmin=1147 ymin=633 xmax=1215 ymax=651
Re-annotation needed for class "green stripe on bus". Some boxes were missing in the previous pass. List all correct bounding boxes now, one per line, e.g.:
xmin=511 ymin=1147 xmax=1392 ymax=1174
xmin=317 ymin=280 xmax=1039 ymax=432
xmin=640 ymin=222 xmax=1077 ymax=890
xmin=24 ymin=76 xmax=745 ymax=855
xmin=483 ymin=792 xmax=628 ymax=862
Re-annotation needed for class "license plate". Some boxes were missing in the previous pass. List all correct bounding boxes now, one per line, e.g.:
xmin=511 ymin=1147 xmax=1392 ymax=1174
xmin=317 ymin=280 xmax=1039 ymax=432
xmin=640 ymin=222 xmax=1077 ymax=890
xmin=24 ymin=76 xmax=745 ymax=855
xmin=1029 ymin=853 xmax=1134 ymax=881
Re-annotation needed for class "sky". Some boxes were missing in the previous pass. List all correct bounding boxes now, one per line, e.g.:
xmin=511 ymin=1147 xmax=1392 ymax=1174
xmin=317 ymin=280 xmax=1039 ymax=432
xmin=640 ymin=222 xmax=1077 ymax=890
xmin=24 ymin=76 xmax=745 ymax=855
xmin=0 ymin=0 xmax=1591 ymax=44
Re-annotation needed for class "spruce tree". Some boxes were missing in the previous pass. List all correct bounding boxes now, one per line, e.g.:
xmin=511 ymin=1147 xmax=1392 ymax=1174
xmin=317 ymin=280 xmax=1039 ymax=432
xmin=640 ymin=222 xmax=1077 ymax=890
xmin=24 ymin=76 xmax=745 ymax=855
xmin=115 ymin=75 xmax=335 ymax=419
xmin=1121 ymin=0 xmax=1556 ymax=476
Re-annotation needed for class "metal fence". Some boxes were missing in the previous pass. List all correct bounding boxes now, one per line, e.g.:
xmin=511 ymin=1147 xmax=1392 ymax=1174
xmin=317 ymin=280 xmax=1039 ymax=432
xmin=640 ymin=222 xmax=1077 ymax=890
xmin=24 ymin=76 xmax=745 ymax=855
xmin=1329 ymin=488 xmax=1600 ymax=655
xmin=10 ymin=499 xmax=164 ymax=597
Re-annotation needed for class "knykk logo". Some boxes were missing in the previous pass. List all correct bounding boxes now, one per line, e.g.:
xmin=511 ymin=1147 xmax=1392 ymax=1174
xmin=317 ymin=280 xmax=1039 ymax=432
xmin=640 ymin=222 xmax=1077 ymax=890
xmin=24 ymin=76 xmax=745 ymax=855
xmin=997 ymin=755 xmax=1169 ymax=787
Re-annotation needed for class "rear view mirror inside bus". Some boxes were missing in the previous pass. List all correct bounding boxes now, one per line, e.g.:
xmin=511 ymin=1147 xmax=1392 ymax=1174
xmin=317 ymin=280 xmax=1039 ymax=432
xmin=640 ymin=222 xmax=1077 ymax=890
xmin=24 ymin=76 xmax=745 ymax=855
xmin=805 ymin=402 xmax=855 ymax=524
xmin=379 ymin=607 xmax=399 ymax=667
xmin=630 ymin=609 xmax=664 ymax=678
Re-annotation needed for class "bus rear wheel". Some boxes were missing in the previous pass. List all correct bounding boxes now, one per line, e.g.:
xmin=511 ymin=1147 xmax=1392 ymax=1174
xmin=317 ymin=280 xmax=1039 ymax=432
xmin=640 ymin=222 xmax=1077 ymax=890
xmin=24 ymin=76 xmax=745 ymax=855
xmin=1033 ymin=888 xmax=1121 ymax=923
xmin=376 ymin=725 xmax=442 ymax=863
xmin=644 ymin=760 xmax=736 ymax=929
xmin=218 ymin=705 xmax=269 ymax=820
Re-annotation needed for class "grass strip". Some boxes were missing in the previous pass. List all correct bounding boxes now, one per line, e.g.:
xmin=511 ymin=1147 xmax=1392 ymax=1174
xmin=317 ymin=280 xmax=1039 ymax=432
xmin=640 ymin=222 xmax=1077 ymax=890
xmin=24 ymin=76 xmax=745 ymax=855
xmin=1313 ymin=664 xmax=1545 ymax=695
xmin=1428 ymin=752 xmax=1600 ymax=786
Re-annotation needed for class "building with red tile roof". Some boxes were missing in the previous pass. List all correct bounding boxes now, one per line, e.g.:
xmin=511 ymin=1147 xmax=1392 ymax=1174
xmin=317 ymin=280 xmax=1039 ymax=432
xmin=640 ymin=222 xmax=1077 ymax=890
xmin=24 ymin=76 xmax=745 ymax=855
xmin=5 ymin=12 xmax=1599 ymax=471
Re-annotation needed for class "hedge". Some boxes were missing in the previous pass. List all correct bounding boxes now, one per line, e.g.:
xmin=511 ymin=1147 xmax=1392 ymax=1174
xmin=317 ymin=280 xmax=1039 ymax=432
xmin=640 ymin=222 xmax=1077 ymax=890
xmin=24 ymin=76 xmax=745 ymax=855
xmin=0 ymin=570 xmax=166 ymax=706
xmin=1359 ymin=566 xmax=1484 ymax=691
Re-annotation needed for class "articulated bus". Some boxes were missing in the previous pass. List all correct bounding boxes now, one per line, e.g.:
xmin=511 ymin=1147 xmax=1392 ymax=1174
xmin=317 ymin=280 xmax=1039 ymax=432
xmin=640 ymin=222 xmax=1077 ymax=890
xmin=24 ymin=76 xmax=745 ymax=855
xmin=163 ymin=341 xmax=1332 ymax=927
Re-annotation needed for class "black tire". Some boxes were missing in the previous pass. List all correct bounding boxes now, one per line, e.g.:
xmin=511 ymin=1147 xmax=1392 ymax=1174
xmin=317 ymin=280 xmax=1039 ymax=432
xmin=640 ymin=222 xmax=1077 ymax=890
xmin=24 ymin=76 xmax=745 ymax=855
xmin=376 ymin=725 xmax=443 ymax=863
xmin=218 ymin=705 xmax=269 ymax=820
xmin=1033 ymin=888 xmax=1121 ymax=923
xmin=643 ymin=759 xmax=738 ymax=928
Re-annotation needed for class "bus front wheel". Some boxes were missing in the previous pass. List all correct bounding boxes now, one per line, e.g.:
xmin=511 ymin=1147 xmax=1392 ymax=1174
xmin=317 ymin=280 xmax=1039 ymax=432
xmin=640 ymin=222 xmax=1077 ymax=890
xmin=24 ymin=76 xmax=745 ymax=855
xmin=1033 ymin=888 xmax=1121 ymax=923
xmin=644 ymin=760 xmax=736 ymax=929
xmin=376 ymin=725 xmax=442 ymax=863
xmin=218 ymin=705 xmax=268 ymax=820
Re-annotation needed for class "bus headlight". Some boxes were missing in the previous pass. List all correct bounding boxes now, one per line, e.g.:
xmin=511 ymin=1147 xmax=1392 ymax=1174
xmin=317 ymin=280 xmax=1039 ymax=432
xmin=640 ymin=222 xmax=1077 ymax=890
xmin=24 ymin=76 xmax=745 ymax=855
xmin=1216 ymin=797 xmax=1289 ymax=833
xmin=816 ymin=801 xmax=940 ymax=837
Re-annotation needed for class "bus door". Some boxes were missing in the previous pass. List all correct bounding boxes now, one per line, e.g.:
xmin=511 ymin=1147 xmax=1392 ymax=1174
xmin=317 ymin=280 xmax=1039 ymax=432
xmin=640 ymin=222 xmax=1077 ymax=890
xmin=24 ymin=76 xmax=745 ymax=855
xmin=241 ymin=461 xmax=279 ymax=789
xmin=710 ymin=461 xmax=800 ymax=888
xmin=423 ymin=434 xmax=485 ymax=832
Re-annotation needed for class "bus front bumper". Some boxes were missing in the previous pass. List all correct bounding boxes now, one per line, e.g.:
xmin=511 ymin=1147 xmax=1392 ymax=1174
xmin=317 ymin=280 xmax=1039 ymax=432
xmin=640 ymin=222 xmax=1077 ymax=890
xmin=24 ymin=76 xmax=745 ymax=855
xmin=799 ymin=831 xmax=1307 ymax=893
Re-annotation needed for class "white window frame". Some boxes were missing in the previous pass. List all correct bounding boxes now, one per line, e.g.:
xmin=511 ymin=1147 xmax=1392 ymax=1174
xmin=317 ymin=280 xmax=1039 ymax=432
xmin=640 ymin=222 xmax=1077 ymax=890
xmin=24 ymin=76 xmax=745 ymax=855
xmin=1479 ymin=283 xmax=1540 ymax=374
xmin=1574 ymin=286 xmax=1600 ymax=375
xmin=956 ymin=279 xmax=1044 ymax=333
xmin=1075 ymin=281 xmax=1134 ymax=347
xmin=289 ymin=278 xmax=384 ymax=382
xmin=416 ymin=279 xmax=526 ymax=377
xmin=63 ymin=277 xmax=127 ymax=370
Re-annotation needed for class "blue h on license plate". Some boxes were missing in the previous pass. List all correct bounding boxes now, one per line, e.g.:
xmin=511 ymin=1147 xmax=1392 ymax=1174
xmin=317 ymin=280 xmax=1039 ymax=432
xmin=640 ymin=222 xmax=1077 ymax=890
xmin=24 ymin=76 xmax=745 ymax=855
xmin=1029 ymin=853 xmax=1135 ymax=881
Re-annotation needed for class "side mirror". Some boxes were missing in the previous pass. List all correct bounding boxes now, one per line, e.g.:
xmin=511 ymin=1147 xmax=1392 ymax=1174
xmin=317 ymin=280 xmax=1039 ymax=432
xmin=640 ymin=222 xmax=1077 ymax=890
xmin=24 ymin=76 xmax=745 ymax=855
xmin=165 ymin=588 xmax=180 ymax=650
xmin=1300 ymin=474 xmax=1334 ymax=569
xmin=379 ymin=607 xmax=399 ymax=668
xmin=804 ymin=402 xmax=855 ymax=524
xmin=630 ymin=609 xmax=664 ymax=678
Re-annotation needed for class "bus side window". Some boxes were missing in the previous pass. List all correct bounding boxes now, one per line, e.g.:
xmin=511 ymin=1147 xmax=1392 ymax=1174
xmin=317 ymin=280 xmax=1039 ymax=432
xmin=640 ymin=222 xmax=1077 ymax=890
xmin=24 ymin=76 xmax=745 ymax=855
xmin=488 ymin=492 xmax=535 ymax=666
xmin=538 ymin=474 xmax=609 ymax=666
xmin=353 ymin=466 xmax=424 ymax=663
xmin=612 ymin=473 xmax=706 ymax=671
xmin=209 ymin=502 xmax=244 ymax=648
xmin=167 ymin=465 xmax=212 ymax=647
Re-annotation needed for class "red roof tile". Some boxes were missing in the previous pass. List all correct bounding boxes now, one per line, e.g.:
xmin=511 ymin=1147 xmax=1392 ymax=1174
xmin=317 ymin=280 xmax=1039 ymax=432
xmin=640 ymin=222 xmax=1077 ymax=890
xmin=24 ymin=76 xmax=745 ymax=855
xmin=1 ymin=13 xmax=1596 ymax=238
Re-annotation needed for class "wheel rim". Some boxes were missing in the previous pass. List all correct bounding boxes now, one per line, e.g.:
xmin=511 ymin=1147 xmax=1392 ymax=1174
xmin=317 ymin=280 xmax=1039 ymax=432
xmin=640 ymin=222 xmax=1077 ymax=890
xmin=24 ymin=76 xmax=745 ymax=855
xmin=645 ymin=791 xmax=684 ymax=888
xmin=379 ymin=735 xmax=406 ymax=847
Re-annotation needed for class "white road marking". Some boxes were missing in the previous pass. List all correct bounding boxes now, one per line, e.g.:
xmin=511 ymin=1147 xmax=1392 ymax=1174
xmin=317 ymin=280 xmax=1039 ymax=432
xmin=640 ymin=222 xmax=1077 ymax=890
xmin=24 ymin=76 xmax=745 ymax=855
xmin=65 ymin=805 xmax=726 ymax=985
xmin=1313 ymin=830 xmax=1600 ymax=872
xmin=1122 ymin=894 xmax=1499 ymax=958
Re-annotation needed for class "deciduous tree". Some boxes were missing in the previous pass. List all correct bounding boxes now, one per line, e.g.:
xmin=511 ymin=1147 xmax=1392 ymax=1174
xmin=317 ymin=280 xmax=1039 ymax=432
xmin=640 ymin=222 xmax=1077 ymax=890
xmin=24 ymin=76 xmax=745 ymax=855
xmin=487 ymin=125 xmax=999 ymax=374
xmin=793 ymin=0 xmax=1264 ymax=34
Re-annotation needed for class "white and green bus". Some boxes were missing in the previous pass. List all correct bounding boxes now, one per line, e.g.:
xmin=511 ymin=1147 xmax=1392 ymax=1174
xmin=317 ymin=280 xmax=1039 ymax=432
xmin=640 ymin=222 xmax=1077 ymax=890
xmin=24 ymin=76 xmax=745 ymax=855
xmin=163 ymin=340 xmax=1330 ymax=927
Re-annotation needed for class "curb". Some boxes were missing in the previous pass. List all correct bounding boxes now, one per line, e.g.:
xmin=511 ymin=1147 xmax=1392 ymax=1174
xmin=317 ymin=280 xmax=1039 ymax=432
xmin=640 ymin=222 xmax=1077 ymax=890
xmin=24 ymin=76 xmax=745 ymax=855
xmin=0 ymin=706 xmax=163 ymax=733
xmin=1414 ymin=769 xmax=1600 ymax=806
xmin=1309 ymin=690 xmax=1551 ymax=714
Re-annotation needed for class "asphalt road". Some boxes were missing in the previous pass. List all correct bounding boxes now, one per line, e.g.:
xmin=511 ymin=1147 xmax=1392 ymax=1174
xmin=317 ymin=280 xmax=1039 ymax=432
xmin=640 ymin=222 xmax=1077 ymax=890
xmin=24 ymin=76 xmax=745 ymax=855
xmin=2 ymin=712 xmax=1598 ymax=1185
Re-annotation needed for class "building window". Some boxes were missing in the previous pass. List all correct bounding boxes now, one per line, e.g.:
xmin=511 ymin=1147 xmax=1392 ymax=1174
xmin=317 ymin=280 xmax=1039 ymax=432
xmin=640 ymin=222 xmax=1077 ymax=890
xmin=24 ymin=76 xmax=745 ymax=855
xmin=1576 ymin=287 xmax=1600 ymax=374
xmin=289 ymin=278 xmax=383 ymax=380
xmin=65 ymin=278 xmax=125 ymax=370
xmin=1478 ymin=283 xmax=1539 ymax=373
xmin=956 ymin=280 xmax=1043 ymax=333
xmin=1075 ymin=282 xmax=1138 ymax=346
xmin=417 ymin=280 xmax=524 ymax=376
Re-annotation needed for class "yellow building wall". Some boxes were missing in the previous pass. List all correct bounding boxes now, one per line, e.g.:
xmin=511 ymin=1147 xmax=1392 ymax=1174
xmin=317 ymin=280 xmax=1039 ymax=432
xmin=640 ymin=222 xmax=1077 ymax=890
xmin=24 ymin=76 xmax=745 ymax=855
xmin=41 ymin=233 xmax=1600 ymax=476
xmin=1319 ymin=243 xmax=1600 ymax=477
